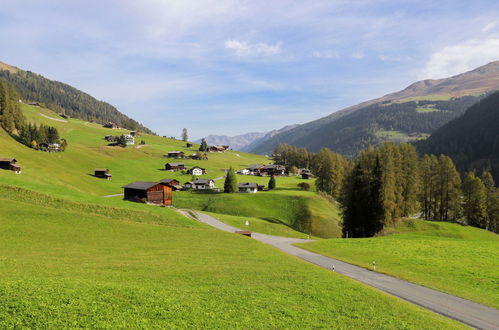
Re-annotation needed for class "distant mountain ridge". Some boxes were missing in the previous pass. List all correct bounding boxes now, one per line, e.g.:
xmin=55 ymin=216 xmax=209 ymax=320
xmin=250 ymin=61 xmax=499 ymax=156
xmin=199 ymin=124 xmax=298 ymax=152
xmin=0 ymin=61 xmax=154 ymax=134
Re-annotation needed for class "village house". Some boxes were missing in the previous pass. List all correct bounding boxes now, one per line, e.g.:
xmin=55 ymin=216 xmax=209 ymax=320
xmin=208 ymin=145 xmax=228 ymax=152
xmin=189 ymin=153 xmax=208 ymax=160
xmin=246 ymin=164 xmax=264 ymax=175
xmin=104 ymin=135 xmax=115 ymax=142
xmin=123 ymin=181 xmax=172 ymax=206
xmin=237 ymin=169 xmax=250 ymax=175
xmin=261 ymin=164 xmax=287 ymax=176
xmin=0 ymin=158 xmax=21 ymax=174
xmin=59 ymin=113 xmax=70 ymax=119
xmin=165 ymin=162 xmax=185 ymax=171
xmin=238 ymin=182 xmax=264 ymax=193
xmin=186 ymin=142 xmax=193 ymax=148
xmin=129 ymin=131 xmax=139 ymax=137
xmin=94 ymin=168 xmax=112 ymax=180
xmin=166 ymin=151 xmax=185 ymax=158
xmin=103 ymin=122 xmax=121 ymax=129
xmin=38 ymin=143 xmax=61 ymax=152
xmin=160 ymin=179 xmax=183 ymax=191
xmin=189 ymin=166 xmax=206 ymax=175
xmin=302 ymin=172 xmax=314 ymax=179
xmin=184 ymin=179 xmax=215 ymax=190
xmin=123 ymin=134 xmax=135 ymax=145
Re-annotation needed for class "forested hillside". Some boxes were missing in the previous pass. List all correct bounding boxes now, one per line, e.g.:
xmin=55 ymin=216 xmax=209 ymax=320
xmin=416 ymin=91 xmax=499 ymax=182
xmin=250 ymin=61 xmax=499 ymax=156
xmin=253 ymin=96 xmax=482 ymax=156
xmin=0 ymin=62 xmax=153 ymax=134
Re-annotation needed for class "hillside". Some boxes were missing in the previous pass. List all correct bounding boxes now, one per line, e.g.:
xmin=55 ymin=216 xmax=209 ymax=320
xmin=0 ymin=103 xmax=340 ymax=238
xmin=0 ymin=61 xmax=153 ymax=134
xmin=250 ymin=61 xmax=499 ymax=156
xmin=297 ymin=219 xmax=499 ymax=309
xmin=416 ymin=91 xmax=499 ymax=182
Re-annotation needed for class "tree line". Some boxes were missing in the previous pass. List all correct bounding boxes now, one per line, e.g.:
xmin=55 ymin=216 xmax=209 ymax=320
xmin=0 ymin=80 xmax=67 ymax=151
xmin=274 ymin=142 xmax=498 ymax=237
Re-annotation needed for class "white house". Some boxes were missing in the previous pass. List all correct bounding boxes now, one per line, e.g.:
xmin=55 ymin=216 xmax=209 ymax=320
xmin=189 ymin=166 xmax=206 ymax=176
xmin=237 ymin=169 xmax=250 ymax=175
xmin=124 ymin=134 xmax=135 ymax=145
xmin=185 ymin=179 xmax=215 ymax=190
xmin=238 ymin=182 xmax=259 ymax=193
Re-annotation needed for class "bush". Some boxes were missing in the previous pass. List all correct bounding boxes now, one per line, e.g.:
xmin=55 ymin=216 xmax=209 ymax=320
xmin=298 ymin=182 xmax=310 ymax=191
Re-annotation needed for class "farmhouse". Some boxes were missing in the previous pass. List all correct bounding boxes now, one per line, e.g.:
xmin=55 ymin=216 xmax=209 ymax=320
xmin=237 ymin=169 xmax=250 ymax=175
xmin=208 ymin=145 xmax=227 ymax=152
xmin=189 ymin=166 xmax=206 ymax=175
xmin=103 ymin=122 xmax=121 ymax=129
xmin=238 ymin=182 xmax=264 ymax=193
xmin=104 ymin=135 xmax=115 ymax=142
xmin=38 ymin=143 xmax=61 ymax=152
xmin=302 ymin=172 xmax=313 ymax=179
xmin=246 ymin=164 xmax=264 ymax=175
xmin=123 ymin=134 xmax=135 ymax=145
xmin=186 ymin=142 xmax=193 ymax=148
xmin=130 ymin=131 xmax=139 ymax=137
xmin=94 ymin=168 xmax=112 ymax=179
xmin=185 ymin=179 xmax=215 ymax=190
xmin=123 ymin=181 xmax=172 ymax=206
xmin=261 ymin=164 xmax=287 ymax=176
xmin=0 ymin=158 xmax=21 ymax=174
xmin=165 ymin=162 xmax=185 ymax=171
xmin=160 ymin=179 xmax=183 ymax=191
xmin=189 ymin=153 xmax=208 ymax=160
xmin=166 ymin=151 xmax=185 ymax=158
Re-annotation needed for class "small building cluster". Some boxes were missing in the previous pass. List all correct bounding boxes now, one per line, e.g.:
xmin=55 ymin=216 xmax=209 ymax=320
xmin=38 ymin=142 xmax=61 ymax=152
xmin=166 ymin=151 xmax=185 ymax=158
xmin=0 ymin=158 xmax=21 ymax=174
xmin=104 ymin=133 xmax=135 ymax=145
xmin=238 ymin=182 xmax=264 ymax=193
xmin=184 ymin=179 xmax=215 ymax=190
xmin=103 ymin=122 xmax=122 ymax=129
xmin=94 ymin=168 xmax=112 ymax=180
xmin=238 ymin=164 xmax=287 ymax=176
xmin=208 ymin=145 xmax=229 ymax=152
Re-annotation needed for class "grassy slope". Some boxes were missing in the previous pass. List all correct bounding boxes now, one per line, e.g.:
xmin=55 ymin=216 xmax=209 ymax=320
xmin=0 ymin=104 xmax=339 ymax=238
xmin=297 ymin=219 xmax=499 ymax=309
xmin=0 ymin=198 xmax=463 ymax=328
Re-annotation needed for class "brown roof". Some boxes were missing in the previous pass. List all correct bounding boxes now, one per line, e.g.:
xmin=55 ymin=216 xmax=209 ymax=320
xmin=0 ymin=158 xmax=16 ymax=162
xmin=94 ymin=168 xmax=109 ymax=171
xmin=239 ymin=182 xmax=258 ymax=188
xmin=166 ymin=163 xmax=184 ymax=166
xmin=160 ymin=179 xmax=179 ymax=184
xmin=123 ymin=181 xmax=160 ymax=190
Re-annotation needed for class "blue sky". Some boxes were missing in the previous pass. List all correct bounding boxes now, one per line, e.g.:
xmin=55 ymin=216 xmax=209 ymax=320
xmin=1 ymin=0 xmax=499 ymax=139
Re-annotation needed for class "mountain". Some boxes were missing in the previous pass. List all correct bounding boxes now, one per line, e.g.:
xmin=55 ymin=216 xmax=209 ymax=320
xmin=416 ymin=91 xmax=499 ymax=182
xmin=199 ymin=124 xmax=298 ymax=152
xmin=0 ymin=61 xmax=154 ymax=134
xmin=250 ymin=61 xmax=499 ymax=156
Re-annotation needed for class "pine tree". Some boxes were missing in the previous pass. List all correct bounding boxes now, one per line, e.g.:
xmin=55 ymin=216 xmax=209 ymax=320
xmin=482 ymin=171 xmax=499 ymax=232
xmin=268 ymin=175 xmax=276 ymax=190
xmin=116 ymin=135 xmax=127 ymax=148
xmin=462 ymin=172 xmax=488 ymax=228
xmin=435 ymin=155 xmax=462 ymax=222
xmin=181 ymin=128 xmax=188 ymax=142
xmin=199 ymin=138 xmax=208 ymax=152
xmin=223 ymin=167 xmax=238 ymax=193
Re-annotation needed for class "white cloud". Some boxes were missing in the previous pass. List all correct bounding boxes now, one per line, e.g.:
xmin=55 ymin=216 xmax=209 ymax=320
xmin=224 ymin=39 xmax=282 ymax=57
xmin=312 ymin=50 xmax=340 ymax=59
xmin=419 ymin=38 xmax=499 ymax=79
xmin=378 ymin=55 xmax=401 ymax=61
xmin=482 ymin=22 xmax=497 ymax=33
xmin=352 ymin=51 xmax=365 ymax=59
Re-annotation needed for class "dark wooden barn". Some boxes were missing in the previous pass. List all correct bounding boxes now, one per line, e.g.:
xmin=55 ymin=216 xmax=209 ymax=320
xmin=0 ymin=158 xmax=21 ymax=174
xmin=94 ymin=168 xmax=112 ymax=179
xmin=165 ymin=162 xmax=185 ymax=171
xmin=123 ymin=181 xmax=172 ymax=206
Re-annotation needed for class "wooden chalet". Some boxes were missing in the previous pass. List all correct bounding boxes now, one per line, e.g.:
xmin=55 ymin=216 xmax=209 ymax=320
xmin=188 ymin=166 xmax=206 ymax=175
xmin=94 ymin=168 xmax=112 ymax=180
xmin=301 ymin=173 xmax=313 ymax=179
xmin=123 ymin=181 xmax=172 ymax=206
xmin=165 ymin=162 xmax=185 ymax=171
xmin=103 ymin=122 xmax=121 ymax=129
xmin=186 ymin=142 xmax=193 ymax=148
xmin=238 ymin=182 xmax=264 ymax=193
xmin=160 ymin=179 xmax=183 ymax=191
xmin=166 ymin=151 xmax=185 ymax=158
xmin=235 ymin=230 xmax=252 ymax=237
xmin=0 ymin=158 xmax=21 ymax=174
xmin=246 ymin=164 xmax=264 ymax=175
xmin=261 ymin=164 xmax=286 ymax=176
xmin=184 ymin=179 xmax=215 ymax=190
xmin=208 ymin=145 xmax=227 ymax=152
xmin=130 ymin=131 xmax=139 ymax=137
xmin=38 ymin=143 xmax=61 ymax=152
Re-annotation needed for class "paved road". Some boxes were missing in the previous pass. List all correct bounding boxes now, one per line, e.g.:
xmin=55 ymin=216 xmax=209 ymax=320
xmin=102 ymin=193 xmax=124 ymax=198
xmin=193 ymin=211 xmax=499 ymax=330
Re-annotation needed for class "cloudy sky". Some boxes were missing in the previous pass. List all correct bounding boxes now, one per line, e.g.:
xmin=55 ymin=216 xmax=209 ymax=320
xmin=1 ymin=0 xmax=499 ymax=138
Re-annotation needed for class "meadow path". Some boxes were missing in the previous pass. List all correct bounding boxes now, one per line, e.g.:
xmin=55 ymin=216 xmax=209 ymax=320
xmin=192 ymin=211 xmax=499 ymax=330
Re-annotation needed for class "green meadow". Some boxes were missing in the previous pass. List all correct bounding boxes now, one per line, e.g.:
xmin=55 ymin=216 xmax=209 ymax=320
xmin=297 ymin=219 xmax=499 ymax=309
xmin=0 ymin=195 xmax=464 ymax=328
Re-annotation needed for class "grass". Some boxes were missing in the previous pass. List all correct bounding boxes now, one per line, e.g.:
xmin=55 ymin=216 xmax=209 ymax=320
xmin=0 ymin=197 xmax=464 ymax=328
xmin=375 ymin=130 xmax=408 ymax=139
xmin=174 ymin=188 xmax=342 ymax=238
xmin=296 ymin=219 xmax=499 ymax=309
xmin=397 ymin=94 xmax=451 ymax=102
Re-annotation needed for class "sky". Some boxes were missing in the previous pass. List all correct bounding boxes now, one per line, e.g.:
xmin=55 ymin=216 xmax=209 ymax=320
xmin=1 ymin=0 xmax=499 ymax=139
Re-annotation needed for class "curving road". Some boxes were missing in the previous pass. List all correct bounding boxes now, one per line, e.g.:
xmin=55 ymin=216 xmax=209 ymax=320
xmin=192 ymin=211 xmax=499 ymax=330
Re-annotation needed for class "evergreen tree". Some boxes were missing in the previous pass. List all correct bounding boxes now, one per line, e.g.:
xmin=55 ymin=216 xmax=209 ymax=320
xmin=462 ymin=172 xmax=488 ymax=228
xmin=268 ymin=175 xmax=276 ymax=190
xmin=435 ymin=155 xmax=462 ymax=221
xmin=116 ymin=135 xmax=127 ymax=148
xmin=199 ymin=138 xmax=208 ymax=152
xmin=223 ymin=167 xmax=238 ymax=193
xmin=482 ymin=171 xmax=499 ymax=232
xmin=181 ymin=128 xmax=188 ymax=142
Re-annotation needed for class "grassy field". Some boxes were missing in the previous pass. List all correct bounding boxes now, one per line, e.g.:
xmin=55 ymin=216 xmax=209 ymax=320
xmin=0 ymin=195 xmax=464 ymax=328
xmin=174 ymin=189 xmax=342 ymax=238
xmin=297 ymin=219 xmax=499 ymax=309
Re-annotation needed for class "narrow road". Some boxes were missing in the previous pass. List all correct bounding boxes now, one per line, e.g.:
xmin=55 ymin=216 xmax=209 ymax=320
xmin=192 ymin=211 xmax=499 ymax=330
xmin=103 ymin=193 xmax=124 ymax=198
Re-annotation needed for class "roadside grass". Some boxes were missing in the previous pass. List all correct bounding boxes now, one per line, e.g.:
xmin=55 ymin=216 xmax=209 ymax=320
xmin=201 ymin=211 xmax=312 ymax=238
xmin=0 ymin=199 xmax=464 ymax=329
xmin=296 ymin=219 xmax=499 ymax=309
xmin=173 ymin=189 xmax=342 ymax=238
